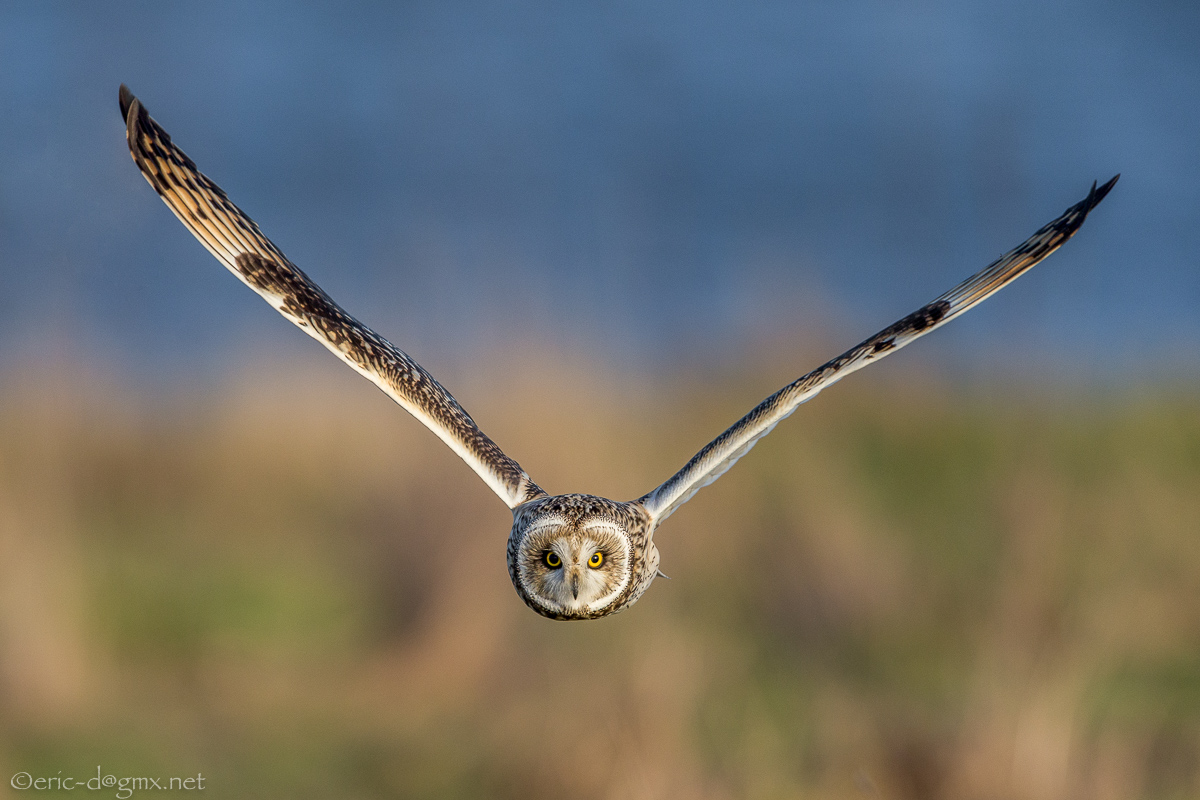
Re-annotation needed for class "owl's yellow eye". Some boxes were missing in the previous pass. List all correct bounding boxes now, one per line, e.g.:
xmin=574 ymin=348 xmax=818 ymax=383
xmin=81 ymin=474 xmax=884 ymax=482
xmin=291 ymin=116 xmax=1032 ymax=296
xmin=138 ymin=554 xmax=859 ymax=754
xmin=588 ymin=551 xmax=604 ymax=568
xmin=544 ymin=551 xmax=562 ymax=568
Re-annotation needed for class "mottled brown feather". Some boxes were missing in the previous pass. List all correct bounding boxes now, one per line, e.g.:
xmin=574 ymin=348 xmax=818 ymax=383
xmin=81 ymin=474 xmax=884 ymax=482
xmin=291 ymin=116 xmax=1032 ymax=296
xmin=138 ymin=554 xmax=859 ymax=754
xmin=120 ymin=86 xmax=544 ymax=509
xmin=640 ymin=176 xmax=1117 ymax=523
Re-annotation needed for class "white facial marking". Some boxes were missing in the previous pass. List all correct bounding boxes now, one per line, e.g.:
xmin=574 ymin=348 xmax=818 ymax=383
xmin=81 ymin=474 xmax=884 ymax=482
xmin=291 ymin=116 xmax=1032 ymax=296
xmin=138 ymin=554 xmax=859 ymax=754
xmin=518 ymin=520 xmax=632 ymax=615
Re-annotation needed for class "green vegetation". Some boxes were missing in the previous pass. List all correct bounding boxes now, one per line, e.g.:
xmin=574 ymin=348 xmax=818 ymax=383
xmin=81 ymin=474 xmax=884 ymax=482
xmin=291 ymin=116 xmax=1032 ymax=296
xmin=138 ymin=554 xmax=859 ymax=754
xmin=0 ymin=365 xmax=1197 ymax=798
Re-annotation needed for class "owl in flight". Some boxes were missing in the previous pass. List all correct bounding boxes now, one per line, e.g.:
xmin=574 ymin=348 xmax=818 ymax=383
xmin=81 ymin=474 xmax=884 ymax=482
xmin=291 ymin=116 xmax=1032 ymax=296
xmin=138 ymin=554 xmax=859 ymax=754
xmin=119 ymin=86 xmax=1116 ymax=620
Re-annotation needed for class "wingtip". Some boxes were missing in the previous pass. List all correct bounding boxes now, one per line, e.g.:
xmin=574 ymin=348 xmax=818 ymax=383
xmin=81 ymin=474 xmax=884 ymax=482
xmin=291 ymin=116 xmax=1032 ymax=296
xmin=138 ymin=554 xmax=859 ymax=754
xmin=1071 ymin=173 xmax=1119 ymax=219
xmin=118 ymin=84 xmax=136 ymax=120
xmin=1093 ymin=173 xmax=1120 ymax=205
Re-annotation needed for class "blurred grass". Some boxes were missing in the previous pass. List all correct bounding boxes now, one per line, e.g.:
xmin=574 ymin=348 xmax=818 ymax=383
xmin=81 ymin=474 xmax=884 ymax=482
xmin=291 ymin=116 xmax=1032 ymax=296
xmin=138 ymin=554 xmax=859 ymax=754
xmin=0 ymin=358 xmax=1198 ymax=799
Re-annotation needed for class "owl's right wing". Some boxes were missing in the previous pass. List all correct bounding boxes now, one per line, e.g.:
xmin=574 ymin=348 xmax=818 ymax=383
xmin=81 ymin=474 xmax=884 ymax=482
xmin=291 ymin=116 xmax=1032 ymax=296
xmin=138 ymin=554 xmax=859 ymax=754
xmin=637 ymin=176 xmax=1117 ymax=525
xmin=120 ymin=85 xmax=545 ymax=509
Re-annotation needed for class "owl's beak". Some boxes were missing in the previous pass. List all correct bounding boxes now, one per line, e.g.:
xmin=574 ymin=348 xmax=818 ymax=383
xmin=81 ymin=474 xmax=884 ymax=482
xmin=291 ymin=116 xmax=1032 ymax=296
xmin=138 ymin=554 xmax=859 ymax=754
xmin=569 ymin=570 xmax=580 ymax=599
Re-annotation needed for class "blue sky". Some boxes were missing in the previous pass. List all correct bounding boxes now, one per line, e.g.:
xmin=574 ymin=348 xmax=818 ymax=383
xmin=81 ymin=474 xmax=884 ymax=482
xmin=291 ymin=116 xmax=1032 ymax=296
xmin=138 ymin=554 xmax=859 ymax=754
xmin=1 ymin=0 xmax=1196 ymax=384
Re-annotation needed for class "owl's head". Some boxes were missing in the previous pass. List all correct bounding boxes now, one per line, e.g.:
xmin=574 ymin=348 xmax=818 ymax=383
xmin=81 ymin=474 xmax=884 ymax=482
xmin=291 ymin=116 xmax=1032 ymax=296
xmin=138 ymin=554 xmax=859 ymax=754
xmin=508 ymin=495 xmax=657 ymax=620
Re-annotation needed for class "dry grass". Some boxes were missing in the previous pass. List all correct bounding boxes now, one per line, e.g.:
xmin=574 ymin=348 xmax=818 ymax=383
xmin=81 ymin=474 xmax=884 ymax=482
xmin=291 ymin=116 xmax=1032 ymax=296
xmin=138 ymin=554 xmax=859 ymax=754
xmin=0 ymin=358 xmax=1198 ymax=799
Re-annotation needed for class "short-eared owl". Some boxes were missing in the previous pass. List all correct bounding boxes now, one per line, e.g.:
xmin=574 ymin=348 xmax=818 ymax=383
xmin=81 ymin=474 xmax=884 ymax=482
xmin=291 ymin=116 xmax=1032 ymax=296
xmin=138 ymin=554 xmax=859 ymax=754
xmin=119 ymin=86 xmax=1116 ymax=620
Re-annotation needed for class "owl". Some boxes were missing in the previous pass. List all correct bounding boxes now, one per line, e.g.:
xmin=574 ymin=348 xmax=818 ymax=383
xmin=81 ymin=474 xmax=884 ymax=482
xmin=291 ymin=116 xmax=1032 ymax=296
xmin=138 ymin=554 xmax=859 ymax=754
xmin=118 ymin=86 xmax=1116 ymax=620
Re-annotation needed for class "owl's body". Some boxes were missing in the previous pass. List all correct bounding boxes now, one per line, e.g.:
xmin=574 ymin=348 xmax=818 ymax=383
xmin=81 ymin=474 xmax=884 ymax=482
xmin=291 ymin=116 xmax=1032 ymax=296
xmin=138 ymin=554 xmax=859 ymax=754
xmin=118 ymin=85 xmax=1115 ymax=621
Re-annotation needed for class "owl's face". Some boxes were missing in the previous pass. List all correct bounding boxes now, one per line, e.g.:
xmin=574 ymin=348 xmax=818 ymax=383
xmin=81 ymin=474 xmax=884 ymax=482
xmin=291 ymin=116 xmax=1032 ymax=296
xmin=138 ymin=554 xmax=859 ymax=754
xmin=514 ymin=519 xmax=633 ymax=618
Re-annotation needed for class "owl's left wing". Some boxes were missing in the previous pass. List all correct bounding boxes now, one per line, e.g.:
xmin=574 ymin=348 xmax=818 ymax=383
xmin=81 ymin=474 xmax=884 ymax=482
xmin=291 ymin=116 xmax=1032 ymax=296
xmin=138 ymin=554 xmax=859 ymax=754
xmin=637 ymin=176 xmax=1117 ymax=525
xmin=120 ymin=86 xmax=545 ymax=509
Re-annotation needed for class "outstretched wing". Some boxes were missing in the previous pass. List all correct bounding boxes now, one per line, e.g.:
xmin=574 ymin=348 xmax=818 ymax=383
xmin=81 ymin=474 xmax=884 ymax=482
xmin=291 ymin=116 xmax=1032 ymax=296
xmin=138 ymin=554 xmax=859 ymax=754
xmin=120 ymin=85 xmax=545 ymax=509
xmin=638 ymin=176 xmax=1118 ymax=524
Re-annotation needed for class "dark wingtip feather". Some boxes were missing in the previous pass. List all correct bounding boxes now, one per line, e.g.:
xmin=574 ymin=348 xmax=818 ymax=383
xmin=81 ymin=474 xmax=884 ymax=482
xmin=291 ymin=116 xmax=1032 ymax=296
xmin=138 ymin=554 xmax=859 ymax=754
xmin=1092 ymin=174 xmax=1120 ymax=206
xmin=118 ymin=84 xmax=136 ymax=121
xmin=1060 ymin=174 xmax=1119 ymax=226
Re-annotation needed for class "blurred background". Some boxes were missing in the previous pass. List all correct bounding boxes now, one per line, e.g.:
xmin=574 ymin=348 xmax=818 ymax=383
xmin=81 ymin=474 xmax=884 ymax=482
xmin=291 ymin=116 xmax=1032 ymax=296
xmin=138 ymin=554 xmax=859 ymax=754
xmin=1 ymin=1 xmax=1198 ymax=798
